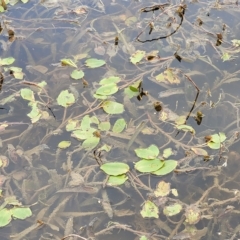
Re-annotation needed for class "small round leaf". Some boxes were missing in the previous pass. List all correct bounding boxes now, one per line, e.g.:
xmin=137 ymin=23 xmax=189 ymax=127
xmin=152 ymin=160 xmax=177 ymax=176
xmin=163 ymin=203 xmax=182 ymax=217
xmin=57 ymin=90 xmax=75 ymax=107
xmin=96 ymin=83 xmax=118 ymax=96
xmin=58 ymin=141 xmax=71 ymax=149
xmin=85 ymin=58 xmax=105 ymax=68
xmin=100 ymin=162 xmax=130 ymax=176
xmin=107 ymin=174 xmax=128 ymax=186
xmin=135 ymin=144 xmax=159 ymax=159
xmin=71 ymin=70 xmax=84 ymax=80
xmin=135 ymin=159 xmax=163 ymax=173
xmin=11 ymin=207 xmax=32 ymax=220
xmin=140 ymin=200 xmax=159 ymax=219
xmin=112 ymin=118 xmax=126 ymax=133
xmin=0 ymin=208 xmax=12 ymax=227
xmin=102 ymin=101 xmax=124 ymax=114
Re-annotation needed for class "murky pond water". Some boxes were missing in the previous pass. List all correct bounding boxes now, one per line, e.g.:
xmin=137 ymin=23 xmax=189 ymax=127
xmin=1 ymin=0 xmax=240 ymax=239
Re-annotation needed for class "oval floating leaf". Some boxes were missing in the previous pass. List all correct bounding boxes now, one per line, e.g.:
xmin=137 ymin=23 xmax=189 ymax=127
xmin=135 ymin=145 xmax=159 ymax=160
xmin=107 ymin=174 xmax=128 ymax=186
xmin=135 ymin=159 xmax=164 ymax=173
xmin=61 ymin=58 xmax=77 ymax=68
xmin=176 ymin=125 xmax=195 ymax=134
xmin=81 ymin=115 xmax=91 ymax=131
xmin=100 ymin=162 xmax=130 ymax=176
xmin=130 ymin=50 xmax=146 ymax=64
xmin=71 ymin=129 xmax=95 ymax=140
xmin=96 ymin=83 xmax=118 ymax=96
xmin=140 ymin=200 xmax=159 ymax=219
xmin=102 ymin=101 xmax=124 ymax=114
xmin=0 ymin=57 xmax=15 ymax=66
xmin=58 ymin=141 xmax=71 ymax=149
xmin=20 ymin=88 xmax=35 ymax=102
xmin=152 ymin=160 xmax=178 ymax=176
xmin=112 ymin=118 xmax=126 ymax=133
xmin=82 ymin=136 xmax=100 ymax=150
xmin=0 ymin=208 xmax=12 ymax=227
xmin=163 ymin=148 xmax=173 ymax=158
xmin=57 ymin=90 xmax=75 ymax=107
xmin=207 ymin=141 xmax=220 ymax=149
xmin=85 ymin=58 xmax=105 ymax=68
xmin=11 ymin=207 xmax=32 ymax=220
xmin=66 ymin=119 xmax=80 ymax=132
xmin=98 ymin=121 xmax=111 ymax=131
xmin=163 ymin=203 xmax=182 ymax=217
xmin=71 ymin=69 xmax=84 ymax=80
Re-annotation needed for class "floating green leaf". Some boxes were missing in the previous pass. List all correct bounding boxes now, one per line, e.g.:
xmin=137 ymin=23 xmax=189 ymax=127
xmin=154 ymin=181 xmax=171 ymax=197
xmin=27 ymin=104 xmax=41 ymax=123
xmin=171 ymin=188 xmax=178 ymax=197
xmin=61 ymin=58 xmax=77 ymax=68
xmin=85 ymin=58 xmax=105 ymax=68
xmin=81 ymin=115 xmax=91 ymax=131
xmin=135 ymin=145 xmax=159 ymax=160
xmin=100 ymin=162 xmax=130 ymax=176
xmin=107 ymin=174 xmax=128 ymax=186
xmin=135 ymin=159 xmax=163 ymax=173
xmin=130 ymin=50 xmax=146 ymax=64
xmin=99 ymin=76 xmax=120 ymax=85
xmin=71 ymin=69 xmax=84 ymax=80
xmin=102 ymin=101 xmax=124 ymax=114
xmin=90 ymin=116 xmax=99 ymax=125
xmin=82 ymin=136 xmax=100 ymax=150
xmin=66 ymin=119 xmax=80 ymax=132
xmin=20 ymin=88 xmax=35 ymax=102
xmin=112 ymin=118 xmax=126 ymax=133
xmin=96 ymin=83 xmax=118 ymax=96
xmin=0 ymin=208 xmax=12 ymax=227
xmin=124 ymin=87 xmax=139 ymax=98
xmin=163 ymin=204 xmax=182 ymax=217
xmin=0 ymin=57 xmax=15 ymax=66
xmin=176 ymin=125 xmax=195 ymax=134
xmin=57 ymin=90 xmax=75 ymax=107
xmin=152 ymin=160 xmax=178 ymax=176
xmin=58 ymin=141 xmax=71 ymax=149
xmin=98 ymin=121 xmax=111 ymax=131
xmin=11 ymin=207 xmax=32 ymax=220
xmin=140 ymin=200 xmax=158 ymax=219
xmin=163 ymin=148 xmax=173 ymax=158
xmin=71 ymin=129 xmax=95 ymax=140
xmin=214 ymin=132 xmax=226 ymax=142
xmin=207 ymin=141 xmax=220 ymax=149
xmin=207 ymin=132 xmax=226 ymax=149
xmin=9 ymin=67 xmax=23 ymax=79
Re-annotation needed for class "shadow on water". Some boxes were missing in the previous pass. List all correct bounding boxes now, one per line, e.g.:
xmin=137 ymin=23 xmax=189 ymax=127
xmin=0 ymin=0 xmax=240 ymax=239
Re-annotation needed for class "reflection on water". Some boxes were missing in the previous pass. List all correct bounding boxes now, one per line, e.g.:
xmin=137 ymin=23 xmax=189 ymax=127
xmin=0 ymin=0 xmax=240 ymax=239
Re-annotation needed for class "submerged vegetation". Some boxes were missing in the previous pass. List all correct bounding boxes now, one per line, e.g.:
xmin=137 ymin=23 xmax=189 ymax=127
xmin=0 ymin=0 xmax=240 ymax=239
